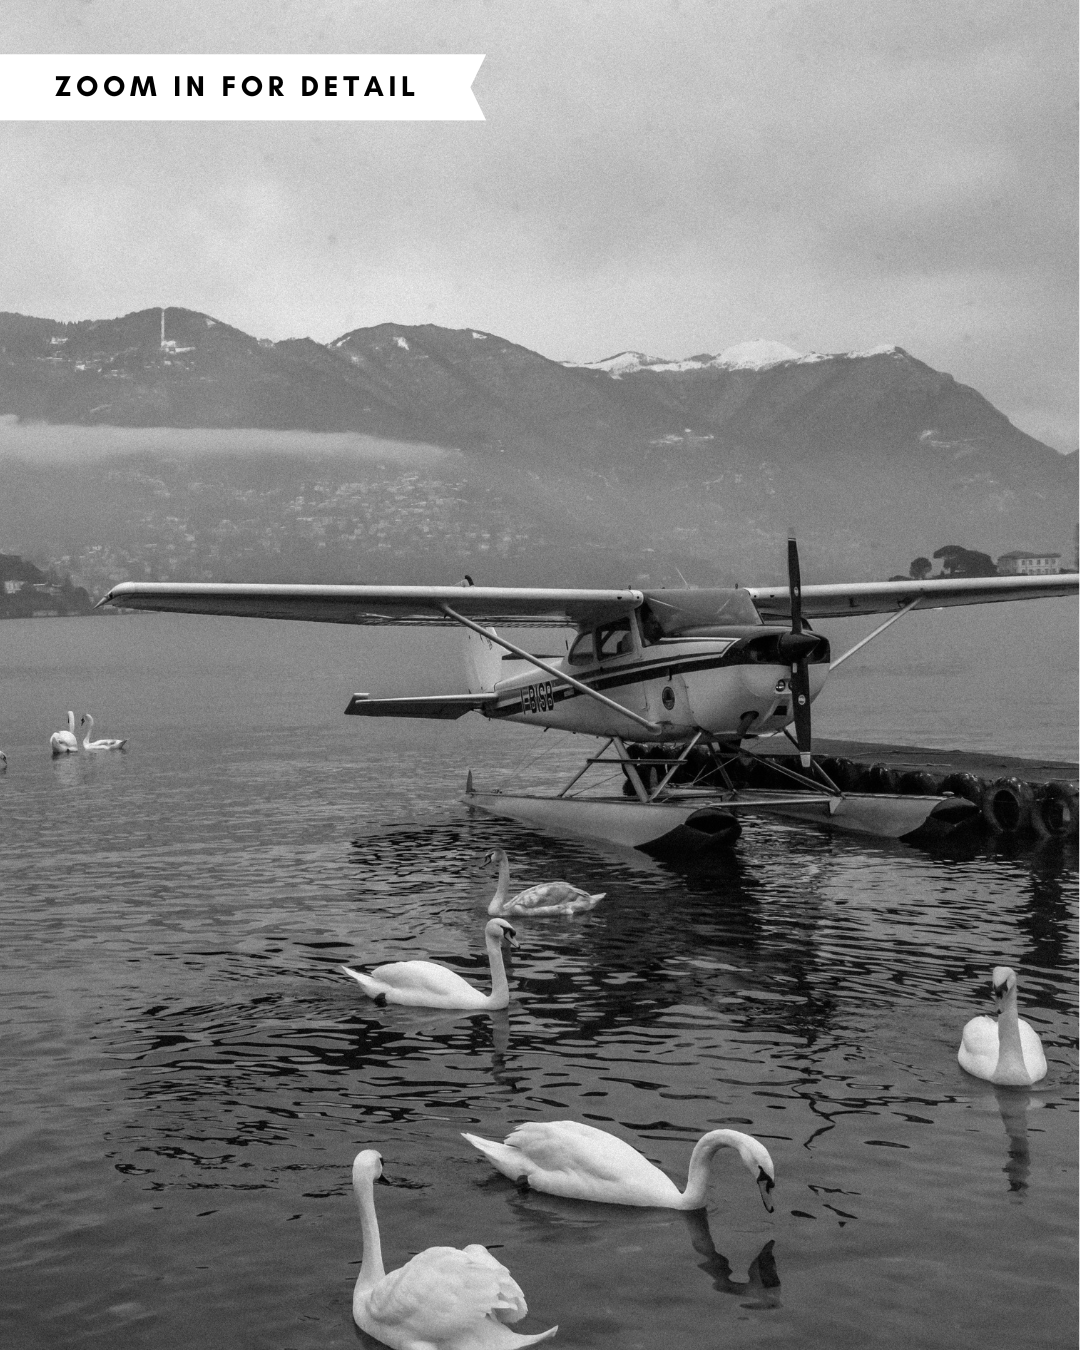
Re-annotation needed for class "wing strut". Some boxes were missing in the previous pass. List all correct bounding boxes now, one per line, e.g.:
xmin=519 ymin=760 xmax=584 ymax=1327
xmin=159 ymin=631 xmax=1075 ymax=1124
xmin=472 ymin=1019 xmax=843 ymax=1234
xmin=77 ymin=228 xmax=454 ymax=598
xmin=829 ymin=598 xmax=922 ymax=671
xmin=439 ymin=604 xmax=663 ymax=734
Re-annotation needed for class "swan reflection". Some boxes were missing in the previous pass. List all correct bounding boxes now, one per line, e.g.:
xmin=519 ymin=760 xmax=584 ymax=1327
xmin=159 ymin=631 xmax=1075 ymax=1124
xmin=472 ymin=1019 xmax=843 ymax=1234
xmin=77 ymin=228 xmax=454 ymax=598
xmin=994 ymin=1086 xmax=1047 ymax=1194
xmin=351 ymin=1004 xmax=514 ymax=1082
xmin=682 ymin=1209 xmax=781 ymax=1306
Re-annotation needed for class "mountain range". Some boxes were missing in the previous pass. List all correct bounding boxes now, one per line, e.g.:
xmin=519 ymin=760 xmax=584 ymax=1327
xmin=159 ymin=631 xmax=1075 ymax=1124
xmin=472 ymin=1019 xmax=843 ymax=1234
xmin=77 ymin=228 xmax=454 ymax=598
xmin=0 ymin=306 xmax=1073 ymax=596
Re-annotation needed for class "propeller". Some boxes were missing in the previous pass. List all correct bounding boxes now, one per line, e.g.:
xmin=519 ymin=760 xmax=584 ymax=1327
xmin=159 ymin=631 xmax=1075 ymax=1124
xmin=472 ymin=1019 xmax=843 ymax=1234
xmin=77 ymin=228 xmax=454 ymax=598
xmin=776 ymin=533 xmax=815 ymax=769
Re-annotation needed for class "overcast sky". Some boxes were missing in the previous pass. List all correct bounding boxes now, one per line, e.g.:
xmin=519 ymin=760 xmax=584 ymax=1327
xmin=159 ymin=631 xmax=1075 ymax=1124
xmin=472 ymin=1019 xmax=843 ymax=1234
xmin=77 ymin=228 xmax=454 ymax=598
xmin=2 ymin=0 xmax=1076 ymax=449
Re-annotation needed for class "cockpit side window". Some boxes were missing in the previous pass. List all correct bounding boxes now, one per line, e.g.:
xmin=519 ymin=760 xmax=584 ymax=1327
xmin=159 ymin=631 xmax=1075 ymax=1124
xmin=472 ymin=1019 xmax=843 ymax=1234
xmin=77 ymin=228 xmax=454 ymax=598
xmin=569 ymin=618 xmax=638 ymax=665
xmin=596 ymin=620 xmax=633 ymax=660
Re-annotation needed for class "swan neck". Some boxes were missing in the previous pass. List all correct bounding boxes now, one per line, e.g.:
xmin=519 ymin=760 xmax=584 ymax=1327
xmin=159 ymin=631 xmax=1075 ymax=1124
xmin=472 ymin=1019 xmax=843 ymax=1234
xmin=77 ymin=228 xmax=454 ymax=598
xmin=490 ymin=855 xmax=510 ymax=910
xmin=82 ymin=714 xmax=93 ymax=747
xmin=485 ymin=930 xmax=510 ymax=1005
xmin=996 ymin=989 xmax=1027 ymax=1074
xmin=681 ymin=1132 xmax=738 ymax=1207
xmin=353 ymin=1174 xmax=385 ymax=1290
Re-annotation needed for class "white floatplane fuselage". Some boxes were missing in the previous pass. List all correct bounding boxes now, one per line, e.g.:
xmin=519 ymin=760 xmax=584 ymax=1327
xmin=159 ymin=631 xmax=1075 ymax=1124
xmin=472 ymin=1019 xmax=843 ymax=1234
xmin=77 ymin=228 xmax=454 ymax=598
xmin=470 ymin=626 xmax=830 ymax=744
xmin=342 ymin=586 xmax=833 ymax=746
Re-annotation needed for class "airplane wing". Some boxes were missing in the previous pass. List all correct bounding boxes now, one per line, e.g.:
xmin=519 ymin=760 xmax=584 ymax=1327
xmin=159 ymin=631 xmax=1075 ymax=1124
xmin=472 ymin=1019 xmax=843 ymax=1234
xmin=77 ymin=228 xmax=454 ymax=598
xmin=745 ymin=573 xmax=1078 ymax=620
xmin=97 ymin=581 xmax=641 ymax=629
xmin=99 ymin=573 xmax=1077 ymax=628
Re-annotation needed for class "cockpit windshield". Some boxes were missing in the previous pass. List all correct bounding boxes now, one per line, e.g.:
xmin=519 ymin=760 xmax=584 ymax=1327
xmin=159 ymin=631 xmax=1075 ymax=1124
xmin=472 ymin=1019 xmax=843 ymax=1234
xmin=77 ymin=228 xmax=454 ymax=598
xmin=639 ymin=588 xmax=762 ymax=637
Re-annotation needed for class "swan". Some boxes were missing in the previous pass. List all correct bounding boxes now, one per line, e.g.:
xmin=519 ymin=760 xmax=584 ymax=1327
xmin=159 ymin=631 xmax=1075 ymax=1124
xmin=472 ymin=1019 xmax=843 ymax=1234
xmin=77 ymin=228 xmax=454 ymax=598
xmin=461 ymin=1120 xmax=775 ymax=1211
xmin=80 ymin=713 xmax=127 ymax=752
xmin=0 ymin=750 xmax=6 ymax=770
xmin=50 ymin=711 xmax=79 ymax=755
xmin=351 ymin=1149 xmax=558 ymax=1350
xmin=958 ymin=966 xmax=1047 ymax=1086
xmin=485 ymin=849 xmax=605 ymax=917
xmin=341 ymin=918 xmax=518 ymax=1010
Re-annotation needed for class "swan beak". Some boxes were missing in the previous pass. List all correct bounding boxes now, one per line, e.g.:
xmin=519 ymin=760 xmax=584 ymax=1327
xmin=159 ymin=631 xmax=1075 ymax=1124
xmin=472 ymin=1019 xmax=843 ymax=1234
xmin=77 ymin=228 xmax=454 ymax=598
xmin=993 ymin=980 xmax=1009 ymax=999
xmin=756 ymin=1169 xmax=775 ymax=1213
xmin=505 ymin=928 xmax=519 ymax=950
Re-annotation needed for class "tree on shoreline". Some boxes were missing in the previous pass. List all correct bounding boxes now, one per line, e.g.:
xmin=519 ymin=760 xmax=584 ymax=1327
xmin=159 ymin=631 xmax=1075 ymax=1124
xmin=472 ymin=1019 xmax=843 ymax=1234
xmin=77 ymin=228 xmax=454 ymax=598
xmin=932 ymin=544 xmax=997 ymax=577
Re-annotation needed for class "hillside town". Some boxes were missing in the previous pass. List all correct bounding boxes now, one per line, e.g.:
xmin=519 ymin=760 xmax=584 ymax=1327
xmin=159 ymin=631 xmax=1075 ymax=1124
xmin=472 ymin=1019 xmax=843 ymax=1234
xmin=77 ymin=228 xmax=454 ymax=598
xmin=0 ymin=553 xmax=93 ymax=617
xmin=2 ymin=522 xmax=1073 ymax=617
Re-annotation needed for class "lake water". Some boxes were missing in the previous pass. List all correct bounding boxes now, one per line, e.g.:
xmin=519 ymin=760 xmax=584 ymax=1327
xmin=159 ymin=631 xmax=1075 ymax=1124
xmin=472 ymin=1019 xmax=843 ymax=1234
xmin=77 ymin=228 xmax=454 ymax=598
xmin=1 ymin=609 xmax=1076 ymax=1350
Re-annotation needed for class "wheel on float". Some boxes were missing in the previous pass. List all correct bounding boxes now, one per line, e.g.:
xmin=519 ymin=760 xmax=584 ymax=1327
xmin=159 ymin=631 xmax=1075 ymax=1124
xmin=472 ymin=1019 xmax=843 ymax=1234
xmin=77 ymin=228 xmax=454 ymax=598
xmin=1031 ymin=780 xmax=1079 ymax=839
xmin=980 ymin=776 xmax=1035 ymax=835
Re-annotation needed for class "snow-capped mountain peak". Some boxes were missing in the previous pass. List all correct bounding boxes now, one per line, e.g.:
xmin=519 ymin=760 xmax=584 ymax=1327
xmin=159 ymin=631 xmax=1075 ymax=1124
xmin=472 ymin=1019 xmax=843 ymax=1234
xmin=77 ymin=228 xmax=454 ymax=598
xmin=564 ymin=340 xmax=910 ymax=376
xmin=714 ymin=340 xmax=804 ymax=369
xmin=567 ymin=350 xmax=665 ymax=375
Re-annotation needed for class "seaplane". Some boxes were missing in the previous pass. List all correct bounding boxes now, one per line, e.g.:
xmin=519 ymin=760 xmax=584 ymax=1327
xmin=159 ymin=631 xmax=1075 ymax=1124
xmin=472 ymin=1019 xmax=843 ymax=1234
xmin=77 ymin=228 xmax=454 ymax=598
xmin=99 ymin=541 xmax=1077 ymax=855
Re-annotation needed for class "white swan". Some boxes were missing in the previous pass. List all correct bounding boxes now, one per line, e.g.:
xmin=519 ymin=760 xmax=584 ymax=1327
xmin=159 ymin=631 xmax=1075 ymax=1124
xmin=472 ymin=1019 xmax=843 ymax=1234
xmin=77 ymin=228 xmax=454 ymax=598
xmin=958 ymin=965 xmax=1047 ymax=1086
xmin=461 ymin=1121 xmax=775 ymax=1211
xmin=50 ymin=710 xmax=79 ymax=755
xmin=351 ymin=1150 xmax=558 ymax=1350
xmin=341 ymin=919 xmax=518 ymax=1010
xmin=80 ymin=713 xmax=127 ymax=752
xmin=485 ymin=849 xmax=605 ymax=917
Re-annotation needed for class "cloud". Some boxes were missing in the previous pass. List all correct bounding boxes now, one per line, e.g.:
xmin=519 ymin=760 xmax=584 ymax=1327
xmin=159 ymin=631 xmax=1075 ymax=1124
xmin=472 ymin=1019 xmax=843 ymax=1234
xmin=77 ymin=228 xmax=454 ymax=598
xmin=0 ymin=416 xmax=447 ymax=465
xmin=0 ymin=0 xmax=1075 ymax=448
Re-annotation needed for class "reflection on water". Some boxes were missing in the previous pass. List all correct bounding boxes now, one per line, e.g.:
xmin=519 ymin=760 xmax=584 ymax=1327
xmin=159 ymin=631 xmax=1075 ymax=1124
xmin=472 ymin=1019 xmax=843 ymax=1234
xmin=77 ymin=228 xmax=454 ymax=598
xmin=996 ymin=1089 xmax=1034 ymax=1194
xmin=0 ymin=618 xmax=1076 ymax=1350
xmin=683 ymin=1211 xmax=781 ymax=1307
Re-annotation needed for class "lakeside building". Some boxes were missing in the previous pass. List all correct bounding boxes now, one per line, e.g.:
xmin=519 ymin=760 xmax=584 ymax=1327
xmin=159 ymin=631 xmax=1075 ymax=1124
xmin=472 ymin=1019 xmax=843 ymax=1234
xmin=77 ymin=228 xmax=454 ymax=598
xmin=996 ymin=550 xmax=1063 ymax=575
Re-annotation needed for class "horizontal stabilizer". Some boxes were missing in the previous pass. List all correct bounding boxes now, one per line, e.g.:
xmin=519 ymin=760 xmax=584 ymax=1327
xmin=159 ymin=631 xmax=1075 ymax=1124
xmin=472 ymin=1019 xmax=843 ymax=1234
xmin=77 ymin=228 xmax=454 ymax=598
xmin=344 ymin=692 xmax=496 ymax=719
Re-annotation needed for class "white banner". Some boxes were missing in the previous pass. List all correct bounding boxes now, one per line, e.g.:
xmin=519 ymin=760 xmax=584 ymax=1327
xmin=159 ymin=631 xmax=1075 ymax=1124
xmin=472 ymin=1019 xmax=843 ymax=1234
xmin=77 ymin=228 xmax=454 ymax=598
xmin=0 ymin=54 xmax=484 ymax=120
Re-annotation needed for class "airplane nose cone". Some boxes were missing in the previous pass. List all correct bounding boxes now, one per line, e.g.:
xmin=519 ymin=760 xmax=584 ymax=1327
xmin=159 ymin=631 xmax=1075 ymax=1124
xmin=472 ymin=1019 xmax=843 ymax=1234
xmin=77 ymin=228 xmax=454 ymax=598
xmin=776 ymin=632 xmax=821 ymax=662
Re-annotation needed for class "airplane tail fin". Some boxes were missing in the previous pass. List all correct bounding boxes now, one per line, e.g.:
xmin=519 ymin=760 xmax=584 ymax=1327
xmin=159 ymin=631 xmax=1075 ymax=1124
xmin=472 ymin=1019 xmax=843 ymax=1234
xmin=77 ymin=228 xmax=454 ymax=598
xmin=463 ymin=626 xmax=502 ymax=693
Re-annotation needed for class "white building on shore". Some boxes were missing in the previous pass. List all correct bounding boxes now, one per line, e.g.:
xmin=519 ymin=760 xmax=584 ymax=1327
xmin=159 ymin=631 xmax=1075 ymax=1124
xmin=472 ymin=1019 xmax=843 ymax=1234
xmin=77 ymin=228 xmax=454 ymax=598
xmin=996 ymin=550 xmax=1062 ymax=575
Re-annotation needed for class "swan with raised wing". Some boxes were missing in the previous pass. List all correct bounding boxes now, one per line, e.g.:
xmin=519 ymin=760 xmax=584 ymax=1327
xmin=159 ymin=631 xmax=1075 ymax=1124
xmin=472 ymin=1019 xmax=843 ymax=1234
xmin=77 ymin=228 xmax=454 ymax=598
xmin=80 ymin=714 xmax=127 ymax=752
xmin=341 ymin=919 xmax=518 ymax=1010
xmin=958 ymin=966 xmax=1047 ymax=1086
xmin=462 ymin=1120 xmax=775 ymax=1211
xmin=351 ymin=1149 xmax=557 ymax=1350
xmin=50 ymin=711 xmax=79 ymax=755
xmin=485 ymin=849 xmax=605 ymax=917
